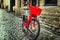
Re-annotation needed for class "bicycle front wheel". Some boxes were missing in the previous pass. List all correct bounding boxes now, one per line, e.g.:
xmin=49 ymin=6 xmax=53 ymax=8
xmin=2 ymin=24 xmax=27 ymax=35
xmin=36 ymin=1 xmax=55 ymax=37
xmin=27 ymin=19 xmax=40 ymax=40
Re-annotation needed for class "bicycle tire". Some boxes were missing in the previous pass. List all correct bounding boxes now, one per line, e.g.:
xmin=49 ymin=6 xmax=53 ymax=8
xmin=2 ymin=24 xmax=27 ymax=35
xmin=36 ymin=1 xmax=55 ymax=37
xmin=22 ymin=19 xmax=40 ymax=40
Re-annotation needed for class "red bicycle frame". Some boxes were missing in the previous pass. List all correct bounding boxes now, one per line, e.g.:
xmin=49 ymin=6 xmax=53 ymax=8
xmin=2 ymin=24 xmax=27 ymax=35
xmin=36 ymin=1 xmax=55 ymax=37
xmin=22 ymin=2 xmax=42 ymax=27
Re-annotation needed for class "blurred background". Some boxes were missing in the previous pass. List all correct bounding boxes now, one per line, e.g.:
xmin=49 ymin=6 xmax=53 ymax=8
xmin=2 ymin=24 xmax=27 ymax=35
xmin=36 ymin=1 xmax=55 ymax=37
xmin=0 ymin=0 xmax=60 ymax=40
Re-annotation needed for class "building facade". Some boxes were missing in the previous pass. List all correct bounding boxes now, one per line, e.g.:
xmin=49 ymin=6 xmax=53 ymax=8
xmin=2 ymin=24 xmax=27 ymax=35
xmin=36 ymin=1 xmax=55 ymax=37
xmin=0 ymin=0 xmax=60 ymax=14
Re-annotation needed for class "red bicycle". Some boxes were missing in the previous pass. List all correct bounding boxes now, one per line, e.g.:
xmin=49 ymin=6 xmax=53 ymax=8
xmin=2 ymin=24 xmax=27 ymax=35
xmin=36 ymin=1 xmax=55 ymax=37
xmin=20 ymin=2 xmax=42 ymax=40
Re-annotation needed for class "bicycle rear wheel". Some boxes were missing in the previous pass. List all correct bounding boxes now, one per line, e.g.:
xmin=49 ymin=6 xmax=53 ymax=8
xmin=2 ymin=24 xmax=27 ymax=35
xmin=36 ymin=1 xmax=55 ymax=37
xmin=22 ymin=19 xmax=40 ymax=40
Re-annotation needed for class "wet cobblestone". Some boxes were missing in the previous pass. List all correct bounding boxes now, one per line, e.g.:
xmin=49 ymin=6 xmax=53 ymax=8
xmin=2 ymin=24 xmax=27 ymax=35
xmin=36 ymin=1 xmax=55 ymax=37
xmin=0 ymin=9 xmax=29 ymax=40
xmin=0 ymin=9 xmax=60 ymax=40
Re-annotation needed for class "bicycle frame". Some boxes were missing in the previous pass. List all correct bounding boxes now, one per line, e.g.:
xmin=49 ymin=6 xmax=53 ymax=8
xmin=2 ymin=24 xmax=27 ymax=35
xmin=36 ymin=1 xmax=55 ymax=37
xmin=22 ymin=2 xmax=42 ymax=28
xmin=22 ymin=15 xmax=37 ymax=28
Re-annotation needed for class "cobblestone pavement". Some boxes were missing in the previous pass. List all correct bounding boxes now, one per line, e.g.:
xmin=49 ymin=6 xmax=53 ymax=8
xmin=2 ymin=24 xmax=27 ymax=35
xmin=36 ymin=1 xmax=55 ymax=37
xmin=0 ymin=9 xmax=60 ymax=40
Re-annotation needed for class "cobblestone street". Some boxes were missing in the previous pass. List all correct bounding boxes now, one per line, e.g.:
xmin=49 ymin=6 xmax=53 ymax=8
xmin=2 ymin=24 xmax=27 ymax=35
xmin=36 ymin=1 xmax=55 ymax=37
xmin=0 ymin=9 xmax=60 ymax=40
